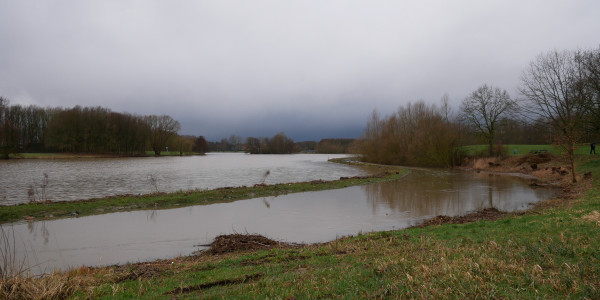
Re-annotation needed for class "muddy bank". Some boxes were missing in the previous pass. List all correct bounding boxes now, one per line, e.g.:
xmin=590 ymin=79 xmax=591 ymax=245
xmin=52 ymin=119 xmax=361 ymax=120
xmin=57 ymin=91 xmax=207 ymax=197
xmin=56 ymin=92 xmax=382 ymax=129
xmin=462 ymin=153 xmax=589 ymax=186
xmin=415 ymin=207 xmax=511 ymax=227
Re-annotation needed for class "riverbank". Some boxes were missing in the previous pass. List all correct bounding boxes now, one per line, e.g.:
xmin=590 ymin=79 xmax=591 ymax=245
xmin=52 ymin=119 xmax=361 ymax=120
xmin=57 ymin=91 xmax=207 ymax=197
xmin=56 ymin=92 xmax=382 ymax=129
xmin=0 ymin=162 xmax=405 ymax=224
xmin=2 ymin=156 xmax=598 ymax=299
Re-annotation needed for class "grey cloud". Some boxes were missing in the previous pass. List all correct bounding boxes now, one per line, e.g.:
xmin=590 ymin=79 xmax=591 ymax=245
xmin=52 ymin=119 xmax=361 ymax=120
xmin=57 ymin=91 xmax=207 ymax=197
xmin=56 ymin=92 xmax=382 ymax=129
xmin=1 ymin=0 xmax=599 ymax=141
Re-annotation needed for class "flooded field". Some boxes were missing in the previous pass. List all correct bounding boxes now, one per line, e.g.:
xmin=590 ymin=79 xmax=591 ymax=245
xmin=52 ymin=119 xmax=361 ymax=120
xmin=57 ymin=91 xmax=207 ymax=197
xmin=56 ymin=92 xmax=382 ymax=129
xmin=4 ymin=168 xmax=554 ymax=274
xmin=0 ymin=153 xmax=364 ymax=205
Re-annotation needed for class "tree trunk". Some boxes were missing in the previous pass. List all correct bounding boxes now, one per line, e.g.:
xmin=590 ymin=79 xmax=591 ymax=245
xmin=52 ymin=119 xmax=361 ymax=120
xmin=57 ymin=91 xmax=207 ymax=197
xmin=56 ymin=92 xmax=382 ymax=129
xmin=568 ymin=143 xmax=577 ymax=183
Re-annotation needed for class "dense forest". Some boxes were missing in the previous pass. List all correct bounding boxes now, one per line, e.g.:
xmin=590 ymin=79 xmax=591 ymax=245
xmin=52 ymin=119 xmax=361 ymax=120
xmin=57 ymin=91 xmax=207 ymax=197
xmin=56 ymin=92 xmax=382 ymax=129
xmin=355 ymin=47 xmax=600 ymax=175
xmin=0 ymin=101 xmax=199 ymax=158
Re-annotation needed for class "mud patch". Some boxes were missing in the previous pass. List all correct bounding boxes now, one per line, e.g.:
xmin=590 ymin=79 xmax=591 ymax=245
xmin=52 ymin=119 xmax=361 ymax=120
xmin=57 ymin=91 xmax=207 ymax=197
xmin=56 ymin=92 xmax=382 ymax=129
xmin=165 ymin=273 xmax=262 ymax=295
xmin=416 ymin=208 xmax=510 ymax=227
xmin=466 ymin=153 xmax=580 ymax=186
xmin=516 ymin=153 xmax=553 ymax=165
xmin=204 ymin=234 xmax=295 ymax=255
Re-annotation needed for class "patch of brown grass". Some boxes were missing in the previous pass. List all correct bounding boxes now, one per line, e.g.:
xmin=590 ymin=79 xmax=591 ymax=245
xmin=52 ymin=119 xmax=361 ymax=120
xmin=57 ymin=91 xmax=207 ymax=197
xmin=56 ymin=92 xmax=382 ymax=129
xmin=581 ymin=211 xmax=600 ymax=226
xmin=472 ymin=157 xmax=496 ymax=170
xmin=1 ymin=273 xmax=82 ymax=300
xmin=0 ymin=265 xmax=128 ymax=299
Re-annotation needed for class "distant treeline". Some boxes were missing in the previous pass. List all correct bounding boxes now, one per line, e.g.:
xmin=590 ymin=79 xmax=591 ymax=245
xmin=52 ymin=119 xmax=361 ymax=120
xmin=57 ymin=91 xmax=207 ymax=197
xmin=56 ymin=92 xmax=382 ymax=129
xmin=207 ymin=133 xmax=356 ymax=154
xmin=244 ymin=133 xmax=297 ymax=154
xmin=0 ymin=99 xmax=199 ymax=158
xmin=0 ymin=98 xmax=355 ymax=158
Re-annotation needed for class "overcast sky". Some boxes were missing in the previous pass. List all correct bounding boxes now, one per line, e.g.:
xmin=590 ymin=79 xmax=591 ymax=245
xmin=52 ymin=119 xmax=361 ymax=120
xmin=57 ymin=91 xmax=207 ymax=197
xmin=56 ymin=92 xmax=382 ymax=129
xmin=1 ymin=1 xmax=598 ymax=141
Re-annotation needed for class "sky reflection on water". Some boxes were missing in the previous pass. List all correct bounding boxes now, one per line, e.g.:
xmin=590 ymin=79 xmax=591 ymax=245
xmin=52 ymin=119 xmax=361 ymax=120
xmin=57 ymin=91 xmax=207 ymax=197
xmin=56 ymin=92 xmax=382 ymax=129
xmin=8 ymin=168 xmax=554 ymax=274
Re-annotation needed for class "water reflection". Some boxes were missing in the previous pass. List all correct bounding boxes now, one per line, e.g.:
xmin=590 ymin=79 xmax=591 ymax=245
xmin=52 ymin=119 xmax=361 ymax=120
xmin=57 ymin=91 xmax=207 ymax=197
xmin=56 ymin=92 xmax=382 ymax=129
xmin=6 ymin=169 xmax=554 ymax=274
xmin=364 ymin=169 xmax=551 ymax=218
xmin=26 ymin=221 xmax=50 ymax=245
xmin=146 ymin=209 xmax=159 ymax=222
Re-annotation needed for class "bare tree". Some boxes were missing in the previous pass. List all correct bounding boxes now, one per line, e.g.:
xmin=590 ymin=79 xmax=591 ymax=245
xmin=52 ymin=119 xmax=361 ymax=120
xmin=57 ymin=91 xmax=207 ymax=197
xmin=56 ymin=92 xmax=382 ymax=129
xmin=228 ymin=135 xmax=243 ymax=151
xmin=460 ymin=84 xmax=516 ymax=156
xmin=440 ymin=93 xmax=452 ymax=122
xmin=520 ymin=50 xmax=589 ymax=183
xmin=144 ymin=115 xmax=181 ymax=155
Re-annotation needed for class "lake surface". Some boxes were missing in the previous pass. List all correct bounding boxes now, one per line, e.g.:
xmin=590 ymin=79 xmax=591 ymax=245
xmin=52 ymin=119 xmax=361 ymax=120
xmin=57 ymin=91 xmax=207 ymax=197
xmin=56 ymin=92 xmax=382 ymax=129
xmin=3 ymin=167 xmax=553 ymax=274
xmin=0 ymin=153 xmax=364 ymax=205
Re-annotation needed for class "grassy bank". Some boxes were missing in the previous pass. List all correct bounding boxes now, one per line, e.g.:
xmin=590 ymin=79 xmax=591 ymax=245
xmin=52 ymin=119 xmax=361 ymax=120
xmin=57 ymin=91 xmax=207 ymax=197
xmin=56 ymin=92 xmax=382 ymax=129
xmin=462 ymin=144 xmax=591 ymax=156
xmin=0 ymin=163 xmax=406 ymax=224
xmin=3 ymin=156 xmax=598 ymax=299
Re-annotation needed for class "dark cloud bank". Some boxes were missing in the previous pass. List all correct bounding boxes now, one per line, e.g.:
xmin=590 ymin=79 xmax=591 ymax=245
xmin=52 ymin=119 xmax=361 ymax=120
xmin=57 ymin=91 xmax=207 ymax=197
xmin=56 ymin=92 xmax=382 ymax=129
xmin=1 ymin=1 xmax=598 ymax=141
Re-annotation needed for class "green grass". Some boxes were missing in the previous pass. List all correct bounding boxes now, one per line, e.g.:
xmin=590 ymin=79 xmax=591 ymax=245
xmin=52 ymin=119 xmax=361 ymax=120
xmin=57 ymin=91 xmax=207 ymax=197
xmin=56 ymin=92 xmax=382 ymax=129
xmin=0 ymin=166 xmax=407 ymax=224
xmin=463 ymin=144 xmax=591 ymax=156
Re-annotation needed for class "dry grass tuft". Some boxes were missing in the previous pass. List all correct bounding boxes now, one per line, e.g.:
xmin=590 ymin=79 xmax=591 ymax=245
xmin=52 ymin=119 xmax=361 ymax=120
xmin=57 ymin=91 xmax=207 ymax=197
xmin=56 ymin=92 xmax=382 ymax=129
xmin=1 ymin=274 xmax=73 ymax=300
xmin=581 ymin=211 xmax=600 ymax=226
xmin=0 ymin=265 xmax=125 ymax=299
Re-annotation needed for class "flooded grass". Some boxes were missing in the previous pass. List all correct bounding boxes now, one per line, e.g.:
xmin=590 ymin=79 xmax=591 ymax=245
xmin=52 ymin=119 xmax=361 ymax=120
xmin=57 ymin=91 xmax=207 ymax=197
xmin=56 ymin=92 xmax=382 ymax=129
xmin=0 ymin=165 xmax=407 ymax=224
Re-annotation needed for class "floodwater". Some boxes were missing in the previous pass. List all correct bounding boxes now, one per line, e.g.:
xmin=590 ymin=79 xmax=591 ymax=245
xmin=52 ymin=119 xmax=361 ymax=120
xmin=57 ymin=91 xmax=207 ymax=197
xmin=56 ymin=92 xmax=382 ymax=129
xmin=4 ymin=168 xmax=554 ymax=274
xmin=0 ymin=153 xmax=364 ymax=205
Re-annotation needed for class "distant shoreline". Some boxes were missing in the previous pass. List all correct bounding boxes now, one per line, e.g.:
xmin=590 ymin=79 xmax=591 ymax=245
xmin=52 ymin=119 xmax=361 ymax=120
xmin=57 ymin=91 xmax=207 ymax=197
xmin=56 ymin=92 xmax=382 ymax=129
xmin=6 ymin=152 xmax=204 ymax=159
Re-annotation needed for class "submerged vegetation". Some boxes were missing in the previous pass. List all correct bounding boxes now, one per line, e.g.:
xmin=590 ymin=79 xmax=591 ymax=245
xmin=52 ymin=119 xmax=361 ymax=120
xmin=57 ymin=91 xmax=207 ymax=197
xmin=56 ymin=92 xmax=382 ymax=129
xmin=0 ymin=162 xmax=406 ymax=224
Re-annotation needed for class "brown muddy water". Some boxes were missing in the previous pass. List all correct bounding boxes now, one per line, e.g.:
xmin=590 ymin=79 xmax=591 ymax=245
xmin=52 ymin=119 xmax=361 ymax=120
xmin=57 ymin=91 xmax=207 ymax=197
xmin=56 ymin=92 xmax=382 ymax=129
xmin=4 ymin=168 xmax=554 ymax=274
xmin=0 ymin=153 xmax=364 ymax=205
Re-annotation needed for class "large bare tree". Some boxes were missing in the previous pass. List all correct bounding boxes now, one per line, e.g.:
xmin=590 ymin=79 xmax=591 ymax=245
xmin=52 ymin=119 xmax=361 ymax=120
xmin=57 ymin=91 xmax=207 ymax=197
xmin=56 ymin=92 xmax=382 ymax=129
xmin=460 ymin=84 xmax=516 ymax=156
xmin=145 ymin=115 xmax=181 ymax=155
xmin=520 ymin=50 xmax=589 ymax=183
